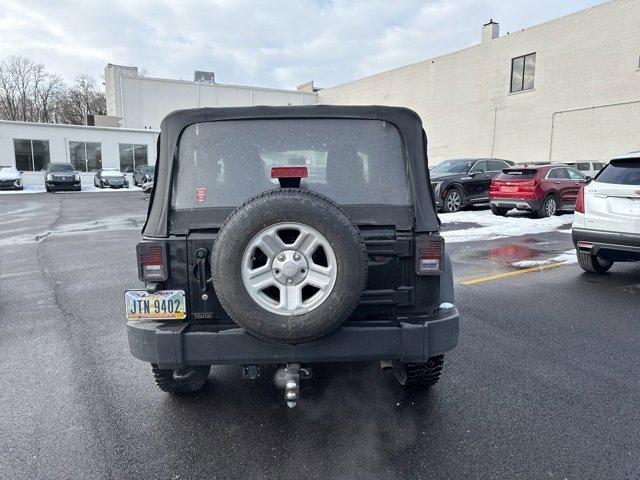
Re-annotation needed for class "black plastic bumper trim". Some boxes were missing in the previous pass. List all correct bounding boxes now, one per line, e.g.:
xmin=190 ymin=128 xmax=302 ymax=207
xmin=572 ymin=228 xmax=640 ymax=257
xmin=127 ymin=308 xmax=459 ymax=369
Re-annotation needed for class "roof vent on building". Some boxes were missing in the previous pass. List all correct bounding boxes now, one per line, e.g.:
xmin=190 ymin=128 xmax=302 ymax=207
xmin=481 ymin=19 xmax=499 ymax=43
xmin=194 ymin=71 xmax=215 ymax=83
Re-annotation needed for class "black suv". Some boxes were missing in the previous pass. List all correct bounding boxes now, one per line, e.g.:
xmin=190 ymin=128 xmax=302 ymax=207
xmin=44 ymin=163 xmax=81 ymax=192
xmin=431 ymin=158 xmax=514 ymax=212
xmin=126 ymin=106 xmax=459 ymax=406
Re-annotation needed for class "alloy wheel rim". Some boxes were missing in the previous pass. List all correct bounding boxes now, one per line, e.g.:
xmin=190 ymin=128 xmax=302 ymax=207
xmin=447 ymin=192 xmax=461 ymax=211
xmin=241 ymin=222 xmax=337 ymax=316
xmin=545 ymin=198 xmax=557 ymax=216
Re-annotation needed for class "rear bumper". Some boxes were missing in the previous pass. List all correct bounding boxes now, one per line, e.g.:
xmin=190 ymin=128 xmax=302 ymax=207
xmin=127 ymin=307 xmax=459 ymax=369
xmin=490 ymin=197 xmax=541 ymax=211
xmin=572 ymin=227 xmax=640 ymax=261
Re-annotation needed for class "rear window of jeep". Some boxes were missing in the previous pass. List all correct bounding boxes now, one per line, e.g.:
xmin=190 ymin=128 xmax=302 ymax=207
xmin=171 ymin=118 xmax=411 ymax=209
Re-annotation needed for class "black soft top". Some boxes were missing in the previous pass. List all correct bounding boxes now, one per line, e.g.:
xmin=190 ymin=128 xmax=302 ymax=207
xmin=143 ymin=105 xmax=438 ymax=237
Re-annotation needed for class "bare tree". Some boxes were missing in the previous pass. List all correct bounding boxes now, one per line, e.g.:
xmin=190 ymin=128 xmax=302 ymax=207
xmin=0 ymin=55 xmax=105 ymax=125
xmin=0 ymin=55 xmax=65 ymax=122
xmin=57 ymin=75 xmax=107 ymax=125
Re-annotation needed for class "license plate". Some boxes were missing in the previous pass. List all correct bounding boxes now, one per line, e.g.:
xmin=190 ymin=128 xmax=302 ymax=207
xmin=501 ymin=185 xmax=518 ymax=193
xmin=124 ymin=290 xmax=186 ymax=320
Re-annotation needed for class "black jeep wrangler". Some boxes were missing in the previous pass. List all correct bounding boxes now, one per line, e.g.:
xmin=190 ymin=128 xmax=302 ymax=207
xmin=126 ymin=105 xmax=459 ymax=407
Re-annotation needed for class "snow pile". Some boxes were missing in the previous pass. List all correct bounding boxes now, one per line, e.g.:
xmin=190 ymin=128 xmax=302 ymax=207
xmin=441 ymin=210 xmax=573 ymax=243
xmin=512 ymin=249 xmax=577 ymax=268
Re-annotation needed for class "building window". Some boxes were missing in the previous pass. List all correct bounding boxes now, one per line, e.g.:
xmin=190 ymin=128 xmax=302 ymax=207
xmin=14 ymin=139 xmax=50 ymax=171
xmin=69 ymin=141 xmax=102 ymax=172
xmin=119 ymin=144 xmax=148 ymax=173
xmin=510 ymin=53 xmax=536 ymax=93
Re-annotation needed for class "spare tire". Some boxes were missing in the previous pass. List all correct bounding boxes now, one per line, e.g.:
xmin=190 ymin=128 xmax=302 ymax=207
xmin=211 ymin=188 xmax=368 ymax=344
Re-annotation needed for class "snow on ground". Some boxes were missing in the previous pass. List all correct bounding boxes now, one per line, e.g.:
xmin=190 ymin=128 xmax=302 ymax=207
xmin=512 ymin=249 xmax=578 ymax=268
xmin=440 ymin=209 xmax=573 ymax=243
xmin=0 ymin=184 xmax=142 ymax=195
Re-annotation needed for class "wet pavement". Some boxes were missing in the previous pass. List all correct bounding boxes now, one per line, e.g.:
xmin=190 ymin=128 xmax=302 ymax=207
xmin=1 ymin=192 xmax=639 ymax=480
xmin=448 ymin=229 xmax=575 ymax=278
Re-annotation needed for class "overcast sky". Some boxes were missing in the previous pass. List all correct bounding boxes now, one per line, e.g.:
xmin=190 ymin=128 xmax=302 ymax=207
xmin=0 ymin=0 xmax=603 ymax=89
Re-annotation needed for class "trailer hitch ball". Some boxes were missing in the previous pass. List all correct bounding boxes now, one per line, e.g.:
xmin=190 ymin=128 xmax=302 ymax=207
xmin=280 ymin=363 xmax=311 ymax=408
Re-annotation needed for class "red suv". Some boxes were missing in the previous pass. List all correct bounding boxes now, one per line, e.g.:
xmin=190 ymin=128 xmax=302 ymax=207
xmin=489 ymin=164 xmax=589 ymax=217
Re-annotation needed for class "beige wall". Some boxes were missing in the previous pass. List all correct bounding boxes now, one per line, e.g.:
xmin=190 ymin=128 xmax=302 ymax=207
xmin=318 ymin=1 xmax=640 ymax=165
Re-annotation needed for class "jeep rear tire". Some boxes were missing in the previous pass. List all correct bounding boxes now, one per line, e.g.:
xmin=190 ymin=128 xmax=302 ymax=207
xmin=211 ymin=188 xmax=368 ymax=345
xmin=393 ymin=355 xmax=445 ymax=388
xmin=151 ymin=364 xmax=210 ymax=393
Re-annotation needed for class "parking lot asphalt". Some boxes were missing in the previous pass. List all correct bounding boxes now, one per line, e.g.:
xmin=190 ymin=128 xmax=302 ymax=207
xmin=1 ymin=192 xmax=639 ymax=480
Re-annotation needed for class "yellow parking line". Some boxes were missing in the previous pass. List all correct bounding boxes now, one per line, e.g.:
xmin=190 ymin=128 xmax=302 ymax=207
xmin=460 ymin=261 xmax=567 ymax=286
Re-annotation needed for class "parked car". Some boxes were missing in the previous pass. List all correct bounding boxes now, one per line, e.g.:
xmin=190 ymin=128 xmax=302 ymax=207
xmin=572 ymin=152 xmax=640 ymax=273
xmin=564 ymin=161 xmax=606 ymax=178
xmin=125 ymin=106 xmax=459 ymax=407
xmin=141 ymin=179 xmax=154 ymax=195
xmin=490 ymin=164 xmax=589 ymax=217
xmin=430 ymin=158 xmax=515 ymax=212
xmin=94 ymin=168 xmax=129 ymax=189
xmin=44 ymin=163 xmax=81 ymax=192
xmin=133 ymin=165 xmax=155 ymax=187
xmin=0 ymin=165 xmax=23 ymax=190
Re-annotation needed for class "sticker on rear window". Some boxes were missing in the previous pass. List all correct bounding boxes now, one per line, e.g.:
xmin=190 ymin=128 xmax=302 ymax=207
xmin=195 ymin=187 xmax=207 ymax=203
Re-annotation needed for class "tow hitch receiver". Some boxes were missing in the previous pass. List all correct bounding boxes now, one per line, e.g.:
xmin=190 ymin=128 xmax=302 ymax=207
xmin=277 ymin=363 xmax=312 ymax=408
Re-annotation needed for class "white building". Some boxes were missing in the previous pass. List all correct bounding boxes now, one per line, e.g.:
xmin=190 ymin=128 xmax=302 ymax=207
xmin=0 ymin=121 xmax=157 ymax=186
xmin=105 ymin=64 xmax=318 ymax=130
xmin=317 ymin=1 xmax=640 ymax=164
xmin=0 ymin=69 xmax=318 ymax=186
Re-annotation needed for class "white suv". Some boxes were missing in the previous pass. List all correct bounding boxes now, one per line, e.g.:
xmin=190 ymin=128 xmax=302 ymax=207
xmin=572 ymin=152 xmax=640 ymax=273
xmin=565 ymin=161 xmax=606 ymax=179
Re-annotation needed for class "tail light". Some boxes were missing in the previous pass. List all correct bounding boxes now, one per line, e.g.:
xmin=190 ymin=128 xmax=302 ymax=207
xmin=415 ymin=235 xmax=444 ymax=275
xmin=575 ymin=186 xmax=585 ymax=213
xmin=137 ymin=242 xmax=168 ymax=281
